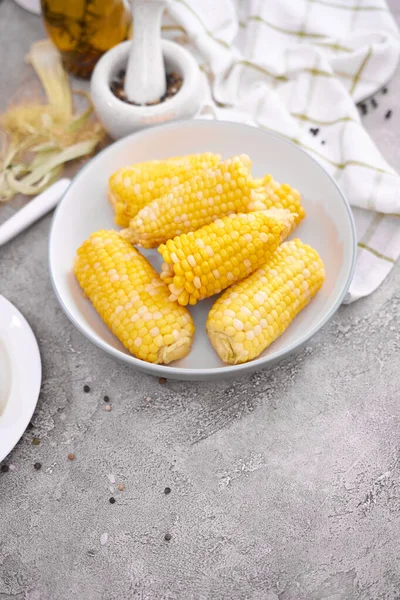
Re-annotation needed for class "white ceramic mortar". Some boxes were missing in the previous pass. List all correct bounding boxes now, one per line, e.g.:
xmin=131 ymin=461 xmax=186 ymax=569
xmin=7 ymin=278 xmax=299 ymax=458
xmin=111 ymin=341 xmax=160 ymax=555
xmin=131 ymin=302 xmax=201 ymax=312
xmin=91 ymin=0 xmax=205 ymax=139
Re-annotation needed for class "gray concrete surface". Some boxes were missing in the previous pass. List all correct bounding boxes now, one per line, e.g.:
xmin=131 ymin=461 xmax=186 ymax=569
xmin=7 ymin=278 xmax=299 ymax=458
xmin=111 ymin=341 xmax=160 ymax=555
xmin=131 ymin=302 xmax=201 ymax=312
xmin=1 ymin=1 xmax=400 ymax=599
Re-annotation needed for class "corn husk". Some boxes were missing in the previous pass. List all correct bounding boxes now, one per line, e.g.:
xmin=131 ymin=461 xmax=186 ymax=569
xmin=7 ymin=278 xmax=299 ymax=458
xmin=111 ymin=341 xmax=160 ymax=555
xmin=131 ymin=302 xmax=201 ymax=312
xmin=0 ymin=39 xmax=105 ymax=203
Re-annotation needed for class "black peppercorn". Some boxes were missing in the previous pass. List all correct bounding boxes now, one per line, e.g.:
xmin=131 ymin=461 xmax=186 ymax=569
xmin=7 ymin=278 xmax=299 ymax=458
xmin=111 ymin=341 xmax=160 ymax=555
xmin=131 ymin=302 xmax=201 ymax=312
xmin=164 ymin=533 xmax=172 ymax=541
xmin=109 ymin=497 xmax=116 ymax=504
xmin=34 ymin=462 xmax=42 ymax=470
xmin=1 ymin=464 xmax=9 ymax=473
xmin=84 ymin=385 xmax=90 ymax=393
xmin=164 ymin=487 xmax=171 ymax=495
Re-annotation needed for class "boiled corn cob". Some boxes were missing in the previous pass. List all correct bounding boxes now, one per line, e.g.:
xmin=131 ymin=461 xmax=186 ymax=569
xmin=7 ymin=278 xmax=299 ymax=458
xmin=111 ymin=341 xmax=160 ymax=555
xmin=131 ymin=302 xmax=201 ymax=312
xmin=250 ymin=175 xmax=305 ymax=230
xmin=74 ymin=230 xmax=195 ymax=364
xmin=206 ymin=239 xmax=325 ymax=364
xmin=121 ymin=155 xmax=262 ymax=248
xmin=159 ymin=209 xmax=295 ymax=306
xmin=109 ymin=153 xmax=221 ymax=227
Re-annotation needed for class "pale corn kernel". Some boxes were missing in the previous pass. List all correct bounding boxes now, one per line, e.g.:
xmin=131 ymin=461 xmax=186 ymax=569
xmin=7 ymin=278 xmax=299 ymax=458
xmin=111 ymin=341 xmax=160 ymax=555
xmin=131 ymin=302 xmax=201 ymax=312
xmin=233 ymin=318 xmax=244 ymax=331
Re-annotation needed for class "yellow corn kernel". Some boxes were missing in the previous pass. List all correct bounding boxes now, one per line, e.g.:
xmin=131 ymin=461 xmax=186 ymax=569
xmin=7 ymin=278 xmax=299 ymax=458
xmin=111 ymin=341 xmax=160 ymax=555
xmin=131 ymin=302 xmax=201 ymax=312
xmin=108 ymin=153 xmax=221 ymax=227
xmin=250 ymin=174 xmax=305 ymax=230
xmin=159 ymin=209 xmax=295 ymax=306
xmin=207 ymin=239 xmax=325 ymax=364
xmin=74 ymin=230 xmax=195 ymax=364
xmin=121 ymin=155 xmax=261 ymax=248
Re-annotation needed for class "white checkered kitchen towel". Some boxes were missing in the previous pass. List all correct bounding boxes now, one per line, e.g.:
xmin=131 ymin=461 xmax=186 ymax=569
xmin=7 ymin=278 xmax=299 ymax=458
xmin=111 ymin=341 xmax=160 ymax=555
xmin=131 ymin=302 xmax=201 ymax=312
xmin=164 ymin=0 xmax=400 ymax=303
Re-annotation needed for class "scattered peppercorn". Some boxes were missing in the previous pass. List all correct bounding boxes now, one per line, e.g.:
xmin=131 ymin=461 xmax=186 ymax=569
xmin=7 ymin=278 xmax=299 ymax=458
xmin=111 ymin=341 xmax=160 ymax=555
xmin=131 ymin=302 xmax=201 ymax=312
xmin=103 ymin=395 xmax=110 ymax=403
xmin=159 ymin=377 xmax=167 ymax=385
xmin=27 ymin=422 xmax=34 ymax=430
xmin=105 ymin=404 xmax=112 ymax=412
xmin=32 ymin=437 xmax=40 ymax=446
xmin=385 ymin=109 xmax=392 ymax=120
xmin=382 ymin=86 xmax=388 ymax=94
xmin=1 ymin=464 xmax=9 ymax=473
xmin=84 ymin=385 xmax=90 ymax=393
xmin=309 ymin=127 xmax=319 ymax=136
xmin=68 ymin=453 xmax=75 ymax=461
xmin=164 ymin=487 xmax=171 ymax=495
xmin=109 ymin=497 xmax=116 ymax=504
xmin=359 ymin=102 xmax=368 ymax=116
xmin=118 ymin=484 xmax=125 ymax=491
xmin=371 ymin=97 xmax=378 ymax=108
xmin=34 ymin=462 xmax=42 ymax=470
xmin=164 ymin=533 xmax=172 ymax=541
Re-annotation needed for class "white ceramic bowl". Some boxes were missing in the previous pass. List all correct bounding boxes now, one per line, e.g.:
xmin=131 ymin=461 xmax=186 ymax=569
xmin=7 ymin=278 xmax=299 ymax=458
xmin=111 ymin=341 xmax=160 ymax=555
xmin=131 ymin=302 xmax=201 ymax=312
xmin=49 ymin=120 xmax=356 ymax=381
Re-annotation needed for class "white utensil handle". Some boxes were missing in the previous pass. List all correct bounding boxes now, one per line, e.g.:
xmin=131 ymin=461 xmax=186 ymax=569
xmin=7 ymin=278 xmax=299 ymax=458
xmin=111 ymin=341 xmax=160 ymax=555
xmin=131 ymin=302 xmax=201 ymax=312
xmin=0 ymin=179 xmax=70 ymax=247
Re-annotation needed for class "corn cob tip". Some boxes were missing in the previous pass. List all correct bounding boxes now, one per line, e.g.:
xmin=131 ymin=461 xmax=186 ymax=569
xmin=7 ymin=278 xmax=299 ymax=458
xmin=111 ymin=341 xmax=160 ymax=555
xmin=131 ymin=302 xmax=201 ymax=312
xmin=158 ymin=334 xmax=193 ymax=364
xmin=263 ymin=208 xmax=296 ymax=240
xmin=250 ymin=176 xmax=305 ymax=231
xmin=207 ymin=329 xmax=243 ymax=364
